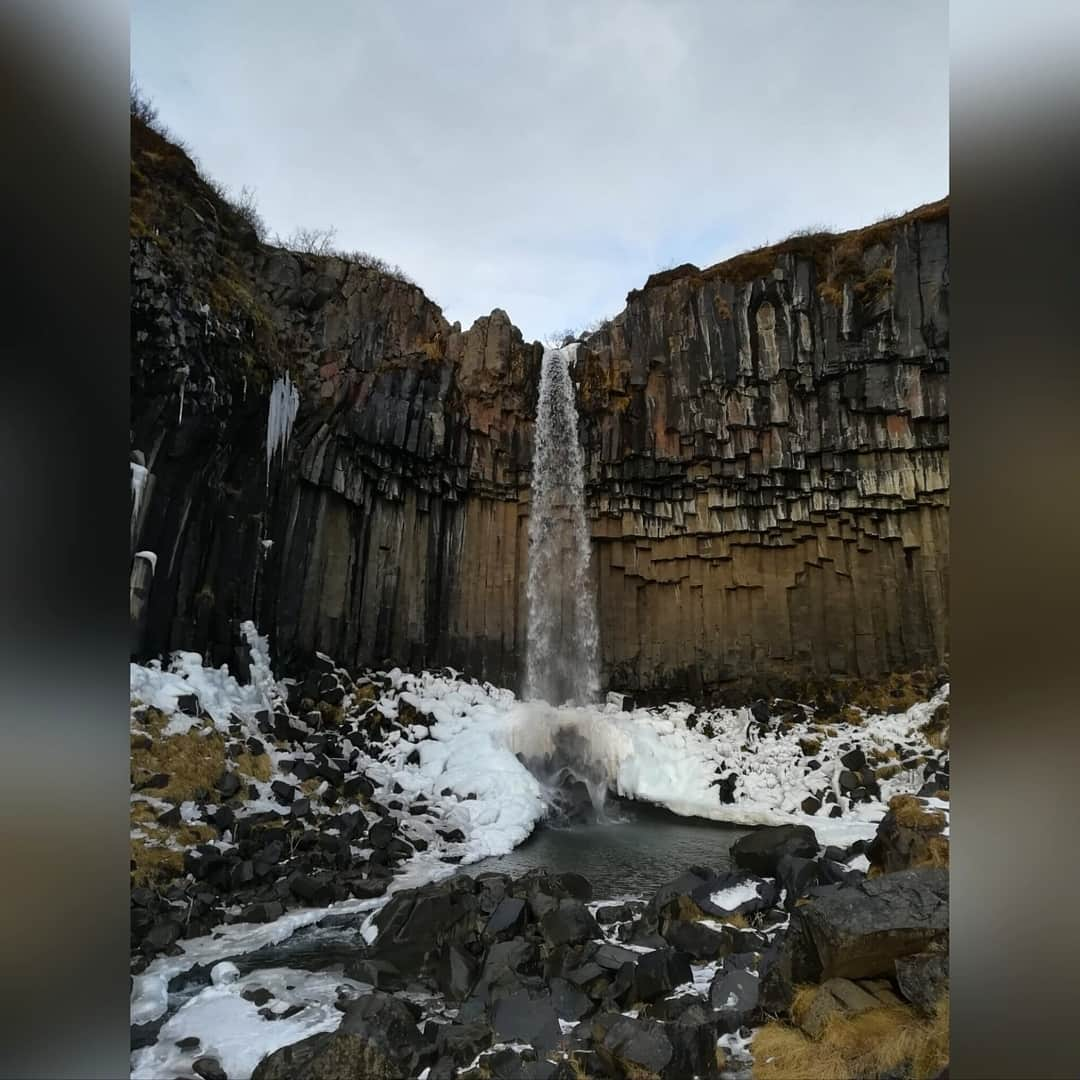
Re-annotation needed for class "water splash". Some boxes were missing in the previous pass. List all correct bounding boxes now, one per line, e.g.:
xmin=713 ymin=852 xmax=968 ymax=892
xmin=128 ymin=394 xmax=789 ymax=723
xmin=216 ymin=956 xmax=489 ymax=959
xmin=525 ymin=345 xmax=599 ymax=705
xmin=508 ymin=700 xmax=626 ymax=823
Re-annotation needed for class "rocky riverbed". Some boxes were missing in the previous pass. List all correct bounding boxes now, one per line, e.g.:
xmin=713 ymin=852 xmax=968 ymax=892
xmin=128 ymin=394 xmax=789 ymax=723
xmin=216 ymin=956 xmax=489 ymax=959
xmin=130 ymin=637 xmax=949 ymax=1078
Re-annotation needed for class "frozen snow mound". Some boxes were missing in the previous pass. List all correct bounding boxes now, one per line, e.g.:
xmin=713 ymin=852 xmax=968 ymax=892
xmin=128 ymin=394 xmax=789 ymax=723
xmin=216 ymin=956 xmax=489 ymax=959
xmin=129 ymin=621 xmax=279 ymax=734
xmin=501 ymin=687 xmax=949 ymax=846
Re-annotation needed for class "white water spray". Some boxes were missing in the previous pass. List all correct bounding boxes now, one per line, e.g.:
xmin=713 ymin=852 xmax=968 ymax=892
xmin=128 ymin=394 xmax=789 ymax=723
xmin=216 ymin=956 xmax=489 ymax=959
xmin=525 ymin=345 xmax=599 ymax=705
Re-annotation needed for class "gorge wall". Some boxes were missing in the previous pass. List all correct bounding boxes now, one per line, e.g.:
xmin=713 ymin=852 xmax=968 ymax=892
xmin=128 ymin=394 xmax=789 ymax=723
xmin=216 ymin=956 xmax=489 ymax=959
xmin=130 ymin=117 xmax=949 ymax=698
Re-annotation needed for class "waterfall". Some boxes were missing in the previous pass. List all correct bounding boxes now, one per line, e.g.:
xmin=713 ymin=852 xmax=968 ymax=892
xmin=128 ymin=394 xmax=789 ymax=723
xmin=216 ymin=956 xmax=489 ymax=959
xmin=525 ymin=345 xmax=599 ymax=705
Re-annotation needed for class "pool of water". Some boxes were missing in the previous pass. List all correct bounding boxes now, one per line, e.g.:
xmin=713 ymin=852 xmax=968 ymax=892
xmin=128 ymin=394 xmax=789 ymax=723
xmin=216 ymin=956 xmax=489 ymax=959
xmin=469 ymin=799 xmax=754 ymax=900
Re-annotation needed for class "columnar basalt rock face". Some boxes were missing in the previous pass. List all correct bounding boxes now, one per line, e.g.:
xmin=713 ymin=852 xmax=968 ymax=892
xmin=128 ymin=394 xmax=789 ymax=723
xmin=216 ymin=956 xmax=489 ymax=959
xmin=573 ymin=213 xmax=949 ymax=693
xmin=130 ymin=117 xmax=948 ymax=696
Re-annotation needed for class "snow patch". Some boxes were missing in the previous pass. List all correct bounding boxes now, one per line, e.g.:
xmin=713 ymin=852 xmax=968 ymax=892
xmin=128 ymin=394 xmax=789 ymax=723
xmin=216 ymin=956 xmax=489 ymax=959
xmin=708 ymin=880 xmax=762 ymax=912
xmin=131 ymin=966 xmax=363 ymax=1080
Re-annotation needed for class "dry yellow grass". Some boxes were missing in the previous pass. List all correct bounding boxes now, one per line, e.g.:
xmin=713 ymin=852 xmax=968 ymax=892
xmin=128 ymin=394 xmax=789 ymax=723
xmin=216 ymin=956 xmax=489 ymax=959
xmin=753 ymin=996 xmax=949 ymax=1080
xmin=131 ymin=760 xmax=219 ymax=887
xmin=235 ymin=751 xmax=272 ymax=782
xmin=130 ymin=800 xmax=160 ymax=828
xmin=130 ymin=841 xmax=184 ymax=886
xmin=925 ymin=727 xmax=949 ymax=751
xmin=915 ymin=835 xmax=950 ymax=870
xmin=716 ymin=912 xmax=750 ymax=929
xmin=666 ymin=894 xmax=707 ymax=922
xmin=875 ymin=764 xmax=902 ymax=781
xmin=920 ymin=702 xmax=950 ymax=749
xmin=131 ymin=708 xmax=226 ymax=803
xmin=790 ymin=985 xmax=823 ymax=1028
xmin=839 ymin=706 xmax=864 ymax=727
xmin=130 ymin=820 xmax=217 ymax=886
xmin=868 ymin=747 xmax=899 ymax=765
xmin=889 ymin=794 xmax=945 ymax=831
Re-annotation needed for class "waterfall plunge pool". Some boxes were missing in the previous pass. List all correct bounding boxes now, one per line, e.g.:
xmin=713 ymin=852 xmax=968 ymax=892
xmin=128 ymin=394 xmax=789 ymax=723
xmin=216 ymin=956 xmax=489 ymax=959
xmin=469 ymin=799 xmax=754 ymax=900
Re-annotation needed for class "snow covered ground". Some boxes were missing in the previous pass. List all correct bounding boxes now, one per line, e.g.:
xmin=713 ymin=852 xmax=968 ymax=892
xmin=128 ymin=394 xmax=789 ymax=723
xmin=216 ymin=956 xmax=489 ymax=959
xmin=130 ymin=633 xmax=949 ymax=1077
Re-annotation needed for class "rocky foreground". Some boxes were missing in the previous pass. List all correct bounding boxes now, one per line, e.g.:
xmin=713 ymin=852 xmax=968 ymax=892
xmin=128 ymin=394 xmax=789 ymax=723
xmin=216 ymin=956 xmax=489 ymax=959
xmin=134 ymin=809 xmax=949 ymax=1077
xmin=131 ymin=642 xmax=950 ymax=1078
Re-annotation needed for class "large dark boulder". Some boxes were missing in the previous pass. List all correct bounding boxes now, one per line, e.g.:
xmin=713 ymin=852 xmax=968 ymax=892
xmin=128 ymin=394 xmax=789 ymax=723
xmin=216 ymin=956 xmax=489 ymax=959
xmin=667 ymin=1004 xmax=728 ymax=1078
xmin=435 ymin=942 xmax=479 ymax=1001
xmin=366 ymin=878 xmax=480 ymax=976
xmin=539 ymin=899 xmax=600 ymax=947
xmin=775 ymin=854 xmax=821 ymax=909
xmin=470 ymin=938 xmax=543 ymax=1006
xmin=435 ymin=1020 xmax=493 ymax=1066
xmin=491 ymin=989 xmax=562 ymax=1052
xmin=798 ymin=868 xmax=949 ymax=980
xmin=660 ymin=919 xmax=733 ymax=961
xmin=895 ymin=949 xmax=949 ymax=1014
xmin=484 ymin=897 xmax=526 ymax=939
xmin=691 ymin=871 xmax=778 ymax=917
xmin=251 ymin=1030 xmax=401 ymax=1080
xmin=618 ymin=948 xmax=693 ymax=1005
xmin=731 ymin=824 xmax=818 ymax=876
xmin=549 ymin=976 xmax=594 ymax=1021
xmin=868 ymin=795 xmax=949 ymax=875
xmin=338 ymin=991 xmax=423 ymax=1053
xmin=592 ymin=1014 xmax=674 ymax=1078
xmin=709 ymin=965 xmax=759 ymax=1016
xmin=647 ymin=869 xmax=712 ymax=915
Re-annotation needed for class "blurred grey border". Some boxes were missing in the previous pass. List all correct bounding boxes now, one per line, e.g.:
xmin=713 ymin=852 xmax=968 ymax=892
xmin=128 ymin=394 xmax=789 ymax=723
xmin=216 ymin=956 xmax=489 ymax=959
xmin=2 ymin=0 xmax=1079 ymax=1076
xmin=0 ymin=1 xmax=131 ymax=1077
xmin=951 ymin=2 xmax=1080 ymax=1077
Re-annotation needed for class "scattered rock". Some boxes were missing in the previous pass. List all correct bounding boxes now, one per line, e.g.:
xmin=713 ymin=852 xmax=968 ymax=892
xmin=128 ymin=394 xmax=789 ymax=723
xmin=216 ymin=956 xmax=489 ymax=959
xmin=869 ymin=794 xmax=949 ymax=874
xmin=895 ymin=950 xmax=949 ymax=1013
xmin=539 ymin=899 xmax=600 ymax=948
xmin=661 ymin=919 xmax=732 ymax=961
xmin=491 ymin=989 xmax=562 ymax=1051
xmin=192 ymin=1057 xmax=227 ymax=1080
xmin=798 ymin=867 xmax=949 ymax=979
xmin=731 ymin=824 xmax=818 ymax=876
xmin=251 ymin=1031 xmax=401 ymax=1080
xmin=593 ymin=1014 xmax=674 ymax=1078
xmin=795 ymin=977 xmax=880 ymax=1037
xmin=775 ymin=854 xmax=820 ymax=909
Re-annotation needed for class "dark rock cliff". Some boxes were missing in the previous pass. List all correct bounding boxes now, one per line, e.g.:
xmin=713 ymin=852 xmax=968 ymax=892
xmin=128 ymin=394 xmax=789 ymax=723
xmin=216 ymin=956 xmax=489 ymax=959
xmin=130 ymin=117 xmax=948 ymax=696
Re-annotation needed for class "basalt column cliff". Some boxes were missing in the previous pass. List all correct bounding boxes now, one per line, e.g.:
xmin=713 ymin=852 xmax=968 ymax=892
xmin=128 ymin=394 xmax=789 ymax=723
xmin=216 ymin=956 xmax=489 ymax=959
xmin=130 ymin=117 xmax=948 ymax=695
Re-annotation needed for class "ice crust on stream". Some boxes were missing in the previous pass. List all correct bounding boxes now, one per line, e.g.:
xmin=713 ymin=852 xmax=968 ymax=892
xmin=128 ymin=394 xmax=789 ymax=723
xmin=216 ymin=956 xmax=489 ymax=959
xmin=130 ymin=634 xmax=948 ymax=1077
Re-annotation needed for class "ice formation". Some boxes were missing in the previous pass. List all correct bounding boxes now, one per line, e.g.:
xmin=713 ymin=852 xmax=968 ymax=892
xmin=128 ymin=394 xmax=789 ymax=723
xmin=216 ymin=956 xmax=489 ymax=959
xmin=525 ymin=345 xmax=599 ymax=705
xmin=130 ymin=462 xmax=148 ymax=542
xmin=265 ymin=373 xmax=300 ymax=483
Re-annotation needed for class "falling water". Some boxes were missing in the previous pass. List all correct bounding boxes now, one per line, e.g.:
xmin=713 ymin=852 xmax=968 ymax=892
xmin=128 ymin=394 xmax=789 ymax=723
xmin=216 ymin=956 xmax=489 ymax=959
xmin=525 ymin=345 xmax=599 ymax=705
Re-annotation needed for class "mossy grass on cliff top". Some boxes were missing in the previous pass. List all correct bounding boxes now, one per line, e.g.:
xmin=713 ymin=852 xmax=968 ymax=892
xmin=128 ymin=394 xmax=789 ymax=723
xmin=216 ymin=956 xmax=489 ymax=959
xmin=632 ymin=196 xmax=947 ymax=298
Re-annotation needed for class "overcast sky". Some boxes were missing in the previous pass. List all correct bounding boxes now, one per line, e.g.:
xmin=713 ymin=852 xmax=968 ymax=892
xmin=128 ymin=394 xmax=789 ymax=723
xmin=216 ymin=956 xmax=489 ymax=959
xmin=131 ymin=1 xmax=948 ymax=342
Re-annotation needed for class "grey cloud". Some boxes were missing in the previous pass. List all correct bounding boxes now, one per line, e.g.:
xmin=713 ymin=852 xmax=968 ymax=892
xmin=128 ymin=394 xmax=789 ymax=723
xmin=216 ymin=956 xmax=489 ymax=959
xmin=132 ymin=0 xmax=947 ymax=340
